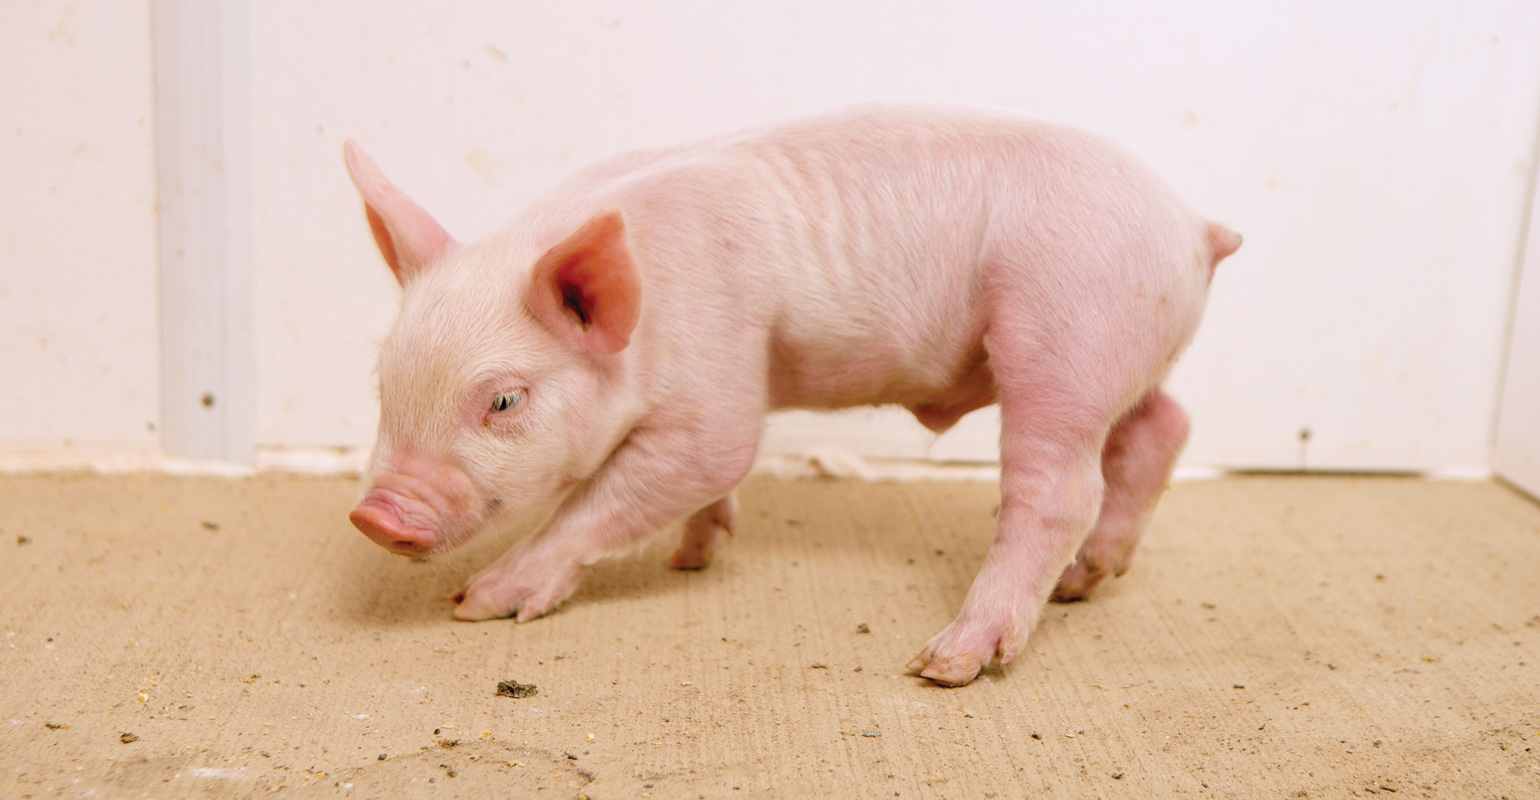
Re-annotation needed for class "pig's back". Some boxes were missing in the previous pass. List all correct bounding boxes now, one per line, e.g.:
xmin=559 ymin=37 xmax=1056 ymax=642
xmin=724 ymin=108 xmax=1012 ymax=409
xmin=571 ymin=106 xmax=1210 ymax=411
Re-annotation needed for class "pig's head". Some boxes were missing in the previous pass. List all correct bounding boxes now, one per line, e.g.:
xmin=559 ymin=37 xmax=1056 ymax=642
xmin=342 ymin=141 xmax=642 ymax=557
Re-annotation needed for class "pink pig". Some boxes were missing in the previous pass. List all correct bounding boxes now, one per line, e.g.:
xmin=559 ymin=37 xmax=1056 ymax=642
xmin=345 ymin=105 xmax=1239 ymax=687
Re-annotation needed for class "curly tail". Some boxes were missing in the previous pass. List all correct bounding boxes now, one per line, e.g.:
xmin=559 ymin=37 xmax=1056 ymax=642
xmin=1205 ymin=221 xmax=1242 ymax=281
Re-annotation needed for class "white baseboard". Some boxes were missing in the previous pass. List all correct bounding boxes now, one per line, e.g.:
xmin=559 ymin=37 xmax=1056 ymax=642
xmin=0 ymin=446 xmax=1494 ymax=484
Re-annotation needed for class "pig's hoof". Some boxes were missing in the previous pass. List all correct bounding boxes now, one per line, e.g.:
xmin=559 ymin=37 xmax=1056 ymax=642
xmin=451 ymin=586 xmax=560 ymax=623
xmin=450 ymin=590 xmax=513 ymax=621
xmin=669 ymin=500 xmax=732 ymax=570
xmin=907 ymin=619 xmax=1025 ymax=687
xmin=667 ymin=545 xmax=713 ymax=570
xmin=907 ymin=652 xmax=984 ymax=687
xmin=1051 ymin=559 xmax=1107 ymax=602
xmin=450 ymin=560 xmax=579 ymax=622
xmin=667 ymin=529 xmax=719 ymax=569
xmin=1053 ymin=548 xmax=1135 ymax=602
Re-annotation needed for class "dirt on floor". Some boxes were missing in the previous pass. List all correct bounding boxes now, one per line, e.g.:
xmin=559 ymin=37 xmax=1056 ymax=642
xmin=1 ymin=473 xmax=1538 ymax=799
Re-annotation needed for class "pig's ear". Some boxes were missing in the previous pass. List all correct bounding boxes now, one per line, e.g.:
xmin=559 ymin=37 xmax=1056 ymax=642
xmin=343 ymin=140 xmax=453 ymax=286
xmin=526 ymin=208 xmax=642 ymax=355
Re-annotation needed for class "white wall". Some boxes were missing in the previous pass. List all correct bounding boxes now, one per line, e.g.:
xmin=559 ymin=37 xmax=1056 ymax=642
xmin=1169 ymin=4 xmax=1540 ymax=472
xmin=252 ymin=1 xmax=1540 ymax=473
xmin=1497 ymin=157 xmax=1540 ymax=497
xmin=0 ymin=3 xmax=161 ymax=452
xmin=5 ymin=2 xmax=1540 ymax=474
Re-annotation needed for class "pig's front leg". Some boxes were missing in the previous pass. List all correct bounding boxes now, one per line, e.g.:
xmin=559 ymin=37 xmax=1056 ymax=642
xmin=451 ymin=420 xmax=758 ymax=622
xmin=668 ymin=492 xmax=739 ymax=570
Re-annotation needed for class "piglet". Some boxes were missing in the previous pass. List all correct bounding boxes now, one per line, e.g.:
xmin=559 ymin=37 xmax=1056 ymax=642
xmin=344 ymin=105 xmax=1239 ymax=687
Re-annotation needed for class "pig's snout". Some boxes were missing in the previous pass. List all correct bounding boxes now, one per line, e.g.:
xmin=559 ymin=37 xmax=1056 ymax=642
xmin=350 ymin=497 xmax=438 ymax=556
xmin=350 ymin=463 xmax=479 ymax=556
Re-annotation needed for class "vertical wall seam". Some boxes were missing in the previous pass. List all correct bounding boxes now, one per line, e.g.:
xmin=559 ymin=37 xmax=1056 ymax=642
xmin=152 ymin=0 xmax=254 ymax=462
xmin=1492 ymin=85 xmax=1540 ymax=495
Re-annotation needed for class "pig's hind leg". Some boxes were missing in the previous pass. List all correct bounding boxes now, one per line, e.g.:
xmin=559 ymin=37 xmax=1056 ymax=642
xmin=908 ymin=329 xmax=1120 ymax=687
xmin=1052 ymin=388 xmax=1188 ymax=601
xmin=668 ymin=492 xmax=739 ymax=570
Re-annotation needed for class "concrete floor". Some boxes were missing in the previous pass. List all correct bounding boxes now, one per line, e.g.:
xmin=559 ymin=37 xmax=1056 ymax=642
xmin=2 ymin=473 xmax=1538 ymax=799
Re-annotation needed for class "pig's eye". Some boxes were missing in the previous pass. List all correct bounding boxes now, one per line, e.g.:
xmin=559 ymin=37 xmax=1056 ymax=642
xmin=490 ymin=389 xmax=526 ymax=414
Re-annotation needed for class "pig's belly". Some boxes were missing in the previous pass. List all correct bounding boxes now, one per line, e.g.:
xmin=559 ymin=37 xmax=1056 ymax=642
xmin=765 ymin=331 xmax=996 ymax=427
